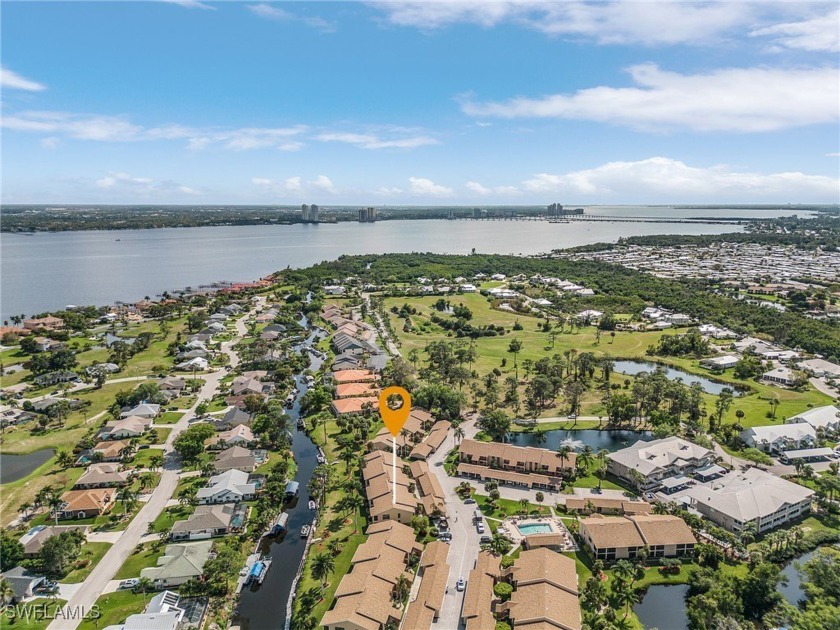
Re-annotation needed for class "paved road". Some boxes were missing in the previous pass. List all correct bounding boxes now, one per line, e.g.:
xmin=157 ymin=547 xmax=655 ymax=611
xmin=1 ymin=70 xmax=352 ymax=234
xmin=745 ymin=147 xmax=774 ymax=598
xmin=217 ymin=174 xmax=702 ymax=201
xmin=809 ymin=376 xmax=839 ymax=398
xmin=361 ymin=292 xmax=401 ymax=357
xmin=48 ymin=311 xmax=251 ymax=630
xmin=428 ymin=419 xmax=480 ymax=630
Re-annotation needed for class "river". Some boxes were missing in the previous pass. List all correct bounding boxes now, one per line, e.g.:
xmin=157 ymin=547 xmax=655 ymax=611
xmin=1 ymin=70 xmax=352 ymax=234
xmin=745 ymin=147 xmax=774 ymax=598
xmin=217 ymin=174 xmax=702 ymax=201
xmin=0 ymin=216 xmax=745 ymax=321
xmin=234 ymin=317 xmax=325 ymax=629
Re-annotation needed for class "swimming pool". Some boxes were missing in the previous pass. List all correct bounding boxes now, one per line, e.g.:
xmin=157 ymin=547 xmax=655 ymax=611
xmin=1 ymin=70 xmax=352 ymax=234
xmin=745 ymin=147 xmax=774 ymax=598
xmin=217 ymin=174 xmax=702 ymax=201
xmin=517 ymin=523 xmax=553 ymax=535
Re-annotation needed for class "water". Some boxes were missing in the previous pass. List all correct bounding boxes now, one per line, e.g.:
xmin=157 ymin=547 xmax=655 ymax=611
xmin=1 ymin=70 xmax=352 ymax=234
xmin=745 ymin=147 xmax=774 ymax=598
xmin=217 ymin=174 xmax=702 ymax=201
xmin=0 ymin=218 xmax=743 ymax=321
xmin=234 ymin=318 xmax=325 ymax=629
xmin=0 ymin=449 xmax=55 ymax=484
xmin=508 ymin=429 xmax=653 ymax=452
xmin=778 ymin=549 xmax=818 ymax=606
xmin=517 ymin=522 xmax=553 ymax=535
xmin=633 ymin=584 xmax=690 ymax=630
xmin=613 ymin=360 xmax=743 ymax=396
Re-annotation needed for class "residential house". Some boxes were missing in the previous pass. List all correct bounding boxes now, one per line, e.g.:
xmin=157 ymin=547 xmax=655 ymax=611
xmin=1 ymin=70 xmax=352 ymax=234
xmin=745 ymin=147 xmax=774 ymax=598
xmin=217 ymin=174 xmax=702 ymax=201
xmin=497 ymin=548 xmax=581 ymax=630
xmin=331 ymin=369 xmax=379 ymax=384
xmin=787 ymin=405 xmax=840 ymax=435
xmin=75 ymin=463 xmax=132 ymax=489
xmin=675 ymin=467 xmax=814 ymax=533
xmin=140 ymin=541 xmax=213 ymax=588
xmin=461 ymin=552 xmax=501 ymax=630
xmin=23 ymin=316 xmax=64 ymax=331
xmin=797 ymin=358 xmax=840 ymax=378
xmin=0 ymin=567 xmax=46 ymax=602
xmin=90 ymin=440 xmax=131 ymax=462
xmin=176 ymin=357 xmax=209 ymax=371
xmin=331 ymin=396 xmax=378 ymax=416
xmin=120 ymin=403 xmax=161 ymax=419
xmin=458 ymin=439 xmax=574 ymax=490
xmin=205 ymin=424 xmax=255 ymax=449
xmin=101 ymin=415 xmax=152 ymax=440
xmin=213 ymin=445 xmax=257 ymax=473
xmin=158 ymin=376 xmax=186 ymax=395
xmin=564 ymin=496 xmax=653 ymax=516
xmin=741 ymin=424 xmax=817 ymax=454
xmin=321 ymin=521 xmax=422 ymax=630
xmin=57 ymin=488 xmax=115 ymax=519
xmin=409 ymin=460 xmax=447 ymax=517
xmin=402 ymin=542 xmax=450 ymax=630
xmin=196 ymin=470 xmax=257 ymax=504
xmin=409 ymin=421 xmax=451 ymax=461
xmin=579 ymin=514 xmax=696 ymax=562
xmin=700 ymin=356 xmax=740 ymax=370
xmin=170 ymin=503 xmax=244 ymax=540
xmin=33 ymin=371 xmax=78 ymax=387
xmin=606 ymin=437 xmax=715 ymax=491
xmin=763 ymin=366 xmax=797 ymax=386
xmin=362 ymin=450 xmax=418 ymax=524
xmin=230 ymin=376 xmax=272 ymax=397
xmin=211 ymin=407 xmax=252 ymax=431
xmin=368 ymin=408 xmax=433 ymax=456
xmin=19 ymin=525 xmax=88 ymax=558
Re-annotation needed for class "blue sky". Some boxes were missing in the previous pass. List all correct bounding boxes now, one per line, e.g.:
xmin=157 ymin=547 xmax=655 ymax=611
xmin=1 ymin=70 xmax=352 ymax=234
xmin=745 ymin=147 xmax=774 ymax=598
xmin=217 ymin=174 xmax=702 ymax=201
xmin=2 ymin=1 xmax=839 ymax=205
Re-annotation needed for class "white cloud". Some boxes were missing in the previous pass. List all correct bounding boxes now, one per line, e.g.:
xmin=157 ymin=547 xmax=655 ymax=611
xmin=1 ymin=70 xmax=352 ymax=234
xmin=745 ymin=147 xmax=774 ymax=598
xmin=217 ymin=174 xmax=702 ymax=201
xmin=826 ymin=152 xmax=840 ymax=157
xmin=374 ymin=186 xmax=405 ymax=195
xmin=1 ymin=66 xmax=46 ymax=91
xmin=466 ymin=180 xmax=519 ymax=196
xmin=408 ymin=177 xmax=453 ymax=197
xmin=162 ymin=0 xmax=216 ymax=10
xmin=40 ymin=137 xmax=61 ymax=150
xmin=520 ymin=157 xmax=839 ymax=202
xmin=95 ymin=172 xmax=200 ymax=196
xmin=751 ymin=9 xmax=840 ymax=52
xmin=247 ymin=3 xmax=336 ymax=33
xmin=370 ymin=1 xmax=759 ymax=46
xmin=250 ymin=175 xmax=336 ymax=196
xmin=461 ymin=64 xmax=839 ymax=132
xmin=316 ymin=131 xmax=438 ymax=149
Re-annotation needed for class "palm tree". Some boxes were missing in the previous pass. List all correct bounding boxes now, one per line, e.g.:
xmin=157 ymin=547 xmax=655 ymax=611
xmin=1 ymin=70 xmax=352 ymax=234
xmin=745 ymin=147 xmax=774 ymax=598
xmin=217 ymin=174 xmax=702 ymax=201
xmin=394 ymin=574 xmax=412 ymax=607
xmin=615 ymin=583 xmax=640 ymax=620
xmin=17 ymin=501 xmax=32 ymax=521
xmin=453 ymin=425 xmax=466 ymax=445
xmin=56 ymin=450 xmax=74 ymax=469
xmin=0 ymin=578 xmax=14 ymax=604
xmin=132 ymin=577 xmax=154 ymax=603
xmin=556 ymin=445 xmax=573 ymax=477
xmin=311 ymin=552 xmax=335 ymax=590
xmin=534 ymin=428 xmax=547 ymax=446
xmin=138 ymin=472 xmax=156 ymax=492
xmin=578 ymin=445 xmax=594 ymax=474
xmin=518 ymin=498 xmax=529 ymax=515
xmin=48 ymin=494 xmax=64 ymax=526
xmin=149 ymin=454 xmax=164 ymax=471
xmin=117 ymin=487 xmax=137 ymax=513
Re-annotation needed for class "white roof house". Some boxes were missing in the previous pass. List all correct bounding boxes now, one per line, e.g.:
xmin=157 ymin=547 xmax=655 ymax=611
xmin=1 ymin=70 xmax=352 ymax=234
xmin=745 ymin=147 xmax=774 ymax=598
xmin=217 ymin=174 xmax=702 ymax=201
xmin=176 ymin=357 xmax=209 ymax=371
xmin=787 ymin=405 xmax=840 ymax=433
xmin=797 ymin=358 xmax=840 ymax=378
xmin=677 ymin=468 xmax=814 ymax=533
xmin=120 ymin=403 xmax=160 ymax=419
xmin=741 ymin=423 xmax=817 ymax=454
xmin=607 ymin=437 xmax=715 ymax=489
xmin=763 ymin=366 xmax=797 ymax=386
xmin=577 ymin=309 xmax=604 ymax=320
xmin=196 ymin=469 xmax=256 ymax=504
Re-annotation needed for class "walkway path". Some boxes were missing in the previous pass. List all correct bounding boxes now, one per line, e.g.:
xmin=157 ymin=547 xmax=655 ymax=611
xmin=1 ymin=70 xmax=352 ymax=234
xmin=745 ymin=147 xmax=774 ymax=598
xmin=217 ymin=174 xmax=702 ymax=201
xmin=361 ymin=292 xmax=401 ymax=357
xmin=48 ymin=310 xmax=252 ymax=630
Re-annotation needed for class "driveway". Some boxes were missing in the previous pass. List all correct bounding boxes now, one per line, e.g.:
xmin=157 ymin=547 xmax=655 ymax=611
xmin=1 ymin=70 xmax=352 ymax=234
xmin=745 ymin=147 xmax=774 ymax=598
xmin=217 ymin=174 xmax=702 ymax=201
xmin=47 ymin=310 xmax=252 ymax=630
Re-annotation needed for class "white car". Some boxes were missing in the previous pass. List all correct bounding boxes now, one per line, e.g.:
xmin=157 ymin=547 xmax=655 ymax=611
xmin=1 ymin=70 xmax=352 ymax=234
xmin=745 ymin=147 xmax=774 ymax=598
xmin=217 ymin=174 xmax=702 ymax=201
xmin=456 ymin=577 xmax=466 ymax=591
xmin=119 ymin=579 xmax=139 ymax=590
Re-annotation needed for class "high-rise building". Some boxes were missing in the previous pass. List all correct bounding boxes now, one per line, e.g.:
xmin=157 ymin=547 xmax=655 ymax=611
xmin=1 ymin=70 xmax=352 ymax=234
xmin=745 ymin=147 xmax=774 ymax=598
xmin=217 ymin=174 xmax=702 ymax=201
xmin=300 ymin=204 xmax=319 ymax=223
xmin=547 ymin=203 xmax=583 ymax=216
xmin=358 ymin=207 xmax=377 ymax=222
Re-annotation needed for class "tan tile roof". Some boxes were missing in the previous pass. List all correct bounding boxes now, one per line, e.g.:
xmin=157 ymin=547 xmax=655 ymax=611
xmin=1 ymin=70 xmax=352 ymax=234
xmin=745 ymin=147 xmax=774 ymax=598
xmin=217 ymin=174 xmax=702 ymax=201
xmin=507 ymin=549 xmax=581 ymax=630
xmin=579 ymin=515 xmax=645 ymax=549
xmin=362 ymin=451 xmax=418 ymax=519
xmin=580 ymin=514 xmax=695 ymax=550
xmin=75 ymin=463 xmax=131 ymax=487
xmin=331 ymin=396 xmax=379 ymax=415
xmin=336 ymin=382 xmax=380 ymax=398
xmin=629 ymin=514 xmax=697 ymax=546
xmin=60 ymin=488 xmax=114 ymax=512
xmin=409 ymin=421 xmax=450 ymax=460
xmin=564 ymin=497 xmax=652 ymax=515
xmin=462 ymin=551 xmax=500 ymax=630
xmin=419 ymin=540 xmax=450 ymax=569
xmin=92 ymin=440 xmax=130 ymax=459
xmin=332 ymin=369 xmax=379 ymax=384
xmin=460 ymin=439 xmax=576 ymax=473
xmin=458 ymin=462 xmax=562 ymax=489
xmin=410 ymin=460 xmax=446 ymax=516
xmin=402 ymin=561 xmax=450 ymax=630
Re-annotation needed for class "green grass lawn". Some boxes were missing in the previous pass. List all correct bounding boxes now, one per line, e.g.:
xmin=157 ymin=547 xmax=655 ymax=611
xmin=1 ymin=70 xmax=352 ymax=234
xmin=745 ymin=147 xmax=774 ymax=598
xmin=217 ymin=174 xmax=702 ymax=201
xmin=0 ymin=464 xmax=84 ymax=527
xmin=156 ymin=411 xmax=184 ymax=424
xmin=151 ymin=504 xmax=195 ymax=533
xmin=146 ymin=428 xmax=171 ymax=445
xmin=130 ymin=448 xmax=165 ymax=468
xmin=114 ymin=542 xmax=166 ymax=579
xmin=77 ymin=590 xmax=147 ymax=630
xmin=62 ymin=542 xmax=113 ymax=583
xmin=1 ymin=598 xmax=67 ymax=630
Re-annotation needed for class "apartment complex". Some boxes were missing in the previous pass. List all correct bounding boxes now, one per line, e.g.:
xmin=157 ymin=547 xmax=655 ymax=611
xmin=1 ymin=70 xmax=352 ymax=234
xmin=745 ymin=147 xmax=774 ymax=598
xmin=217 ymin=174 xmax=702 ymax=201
xmin=458 ymin=439 xmax=575 ymax=491
xmin=578 ymin=514 xmax=696 ymax=561
xmin=607 ymin=437 xmax=715 ymax=490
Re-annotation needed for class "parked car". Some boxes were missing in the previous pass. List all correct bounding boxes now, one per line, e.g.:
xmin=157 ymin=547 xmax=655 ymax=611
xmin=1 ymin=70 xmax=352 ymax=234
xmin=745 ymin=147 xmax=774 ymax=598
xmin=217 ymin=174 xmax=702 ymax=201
xmin=119 ymin=579 xmax=139 ymax=590
xmin=456 ymin=577 xmax=466 ymax=591
xmin=480 ymin=535 xmax=492 ymax=545
xmin=476 ymin=522 xmax=485 ymax=534
xmin=440 ymin=532 xmax=453 ymax=542
xmin=464 ymin=497 xmax=476 ymax=504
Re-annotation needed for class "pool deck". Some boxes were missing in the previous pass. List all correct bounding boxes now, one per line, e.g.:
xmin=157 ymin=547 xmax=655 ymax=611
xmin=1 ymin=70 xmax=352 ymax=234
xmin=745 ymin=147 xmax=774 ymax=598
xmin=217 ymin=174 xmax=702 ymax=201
xmin=497 ymin=516 xmax=577 ymax=551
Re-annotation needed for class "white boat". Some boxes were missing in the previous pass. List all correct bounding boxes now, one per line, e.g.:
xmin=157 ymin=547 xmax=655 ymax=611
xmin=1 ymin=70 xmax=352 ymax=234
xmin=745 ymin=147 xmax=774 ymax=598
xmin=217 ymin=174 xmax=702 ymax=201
xmin=308 ymin=500 xmax=317 ymax=510
xmin=300 ymin=524 xmax=311 ymax=538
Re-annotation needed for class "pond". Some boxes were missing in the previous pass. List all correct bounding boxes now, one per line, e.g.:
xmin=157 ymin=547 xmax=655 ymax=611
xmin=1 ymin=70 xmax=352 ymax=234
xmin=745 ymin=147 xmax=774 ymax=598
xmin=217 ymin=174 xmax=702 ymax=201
xmin=633 ymin=584 xmax=690 ymax=630
xmin=508 ymin=429 xmax=653 ymax=452
xmin=0 ymin=449 xmax=55 ymax=484
xmin=614 ymin=360 xmax=743 ymax=396
xmin=779 ymin=549 xmax=819 ymax=606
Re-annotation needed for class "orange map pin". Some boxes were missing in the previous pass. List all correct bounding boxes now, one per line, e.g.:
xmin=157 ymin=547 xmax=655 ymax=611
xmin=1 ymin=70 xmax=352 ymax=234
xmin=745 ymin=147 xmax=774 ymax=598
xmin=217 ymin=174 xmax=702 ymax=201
xmin=379 ymin=386 xmax=411 ymax=437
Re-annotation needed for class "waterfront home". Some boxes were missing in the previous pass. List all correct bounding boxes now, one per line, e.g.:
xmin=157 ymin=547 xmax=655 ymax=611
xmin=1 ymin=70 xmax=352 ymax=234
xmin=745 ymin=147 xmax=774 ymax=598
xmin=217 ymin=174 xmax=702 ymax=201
xmin=100 ymin=415 xmax=152 ymax=440
xmin=579 ymin=514 xmax=696 ymax=562
xmin=331 ymin=369 xmax=379 ymax=384
xmin=674 ymin=467 xmax=814 ymax=534
xmin=700 ymin=355 xmax=740 ymax=370
xmin=410 ymin=460 xmax=447 ymax=516
xmin=19 ymin=525 xmax=89 ymax=558
xmin=74 ymin=463 xmax=132 ymax=489
xmin=332 ymin=332 xmax=381 ymax=356
xmin=335 ymin=382 xmax=380 ymax=399
xmin=205 ymin=424 xmax=255 ymax=449
xmin=0 ymin=566 xmax=46 ymax=602
xmin=170 ymin=503 xmax=244 ymax=540
xmin=331 ymin=396 xmax=378 ymax=416
xmin=607 ymin=436 xmax=715 ymax=491
xmin=140 ymin=541 xmax=212 ymax=588
xmin=196 ymin=469 xmax=257 ymax=504
xmin=402 ymin=541 xmax=450 ymax=630
xmin=462 ymin=551 xmax=501 ymax=630
xmin=331 ymin=353 xmax=362 ymax=371
xmin=211 ymin=407 xmax=252 ymax=431
xmin=213 ymin=445 xmax=257 ymax=472
xmin=230 ymin=375 xmax=273 ymax=397
xmin=741 ymin=423 xmax=817 ymax=454
xmin=459 ymin=439 xmax=576 ymax=482
xmin=362 ymin=450 xmax=418 ymax=524
xmin=369 ymin=408 xmax=434 ymax=456
xmin=120 ymin=403 xmax=161 ymax=419
xmin=496 ymin=548 xmax=581 ymax=630
xmin=57 ymin=488 xmax=115 ymax=519
xmin=321 ymin=521 xmax=422 ymax=630
xmin=787 ymin=405 xmax=840 ymax=435
xmin=23 ymin=315 xmax=64 ymax=331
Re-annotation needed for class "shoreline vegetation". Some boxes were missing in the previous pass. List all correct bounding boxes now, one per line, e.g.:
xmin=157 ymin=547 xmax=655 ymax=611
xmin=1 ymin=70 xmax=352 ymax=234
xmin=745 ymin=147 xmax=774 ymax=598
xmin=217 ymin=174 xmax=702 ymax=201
xmin=1 ymin=204 xmax=836 ymax=233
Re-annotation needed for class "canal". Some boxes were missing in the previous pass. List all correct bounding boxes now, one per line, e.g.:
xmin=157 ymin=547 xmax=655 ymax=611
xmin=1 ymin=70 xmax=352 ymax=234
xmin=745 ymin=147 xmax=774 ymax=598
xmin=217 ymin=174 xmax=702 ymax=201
xmin=234 ymin=318 xmax=326 ymax=630
xmin=0 ymin=449 xmax=55 ymax=484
